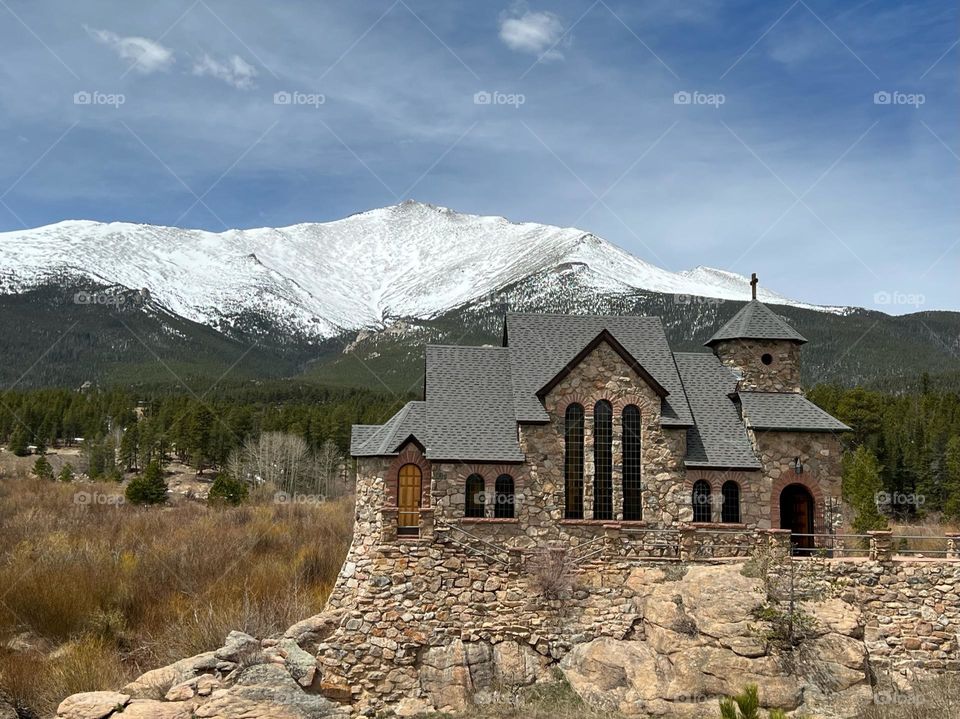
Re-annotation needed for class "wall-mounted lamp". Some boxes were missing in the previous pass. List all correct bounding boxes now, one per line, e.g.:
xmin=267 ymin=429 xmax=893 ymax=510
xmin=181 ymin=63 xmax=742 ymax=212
xmin=793 ymin=457 xmax=804 ymax=475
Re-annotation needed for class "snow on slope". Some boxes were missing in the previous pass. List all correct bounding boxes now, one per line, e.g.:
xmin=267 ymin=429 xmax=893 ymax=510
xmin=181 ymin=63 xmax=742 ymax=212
xmin=0 ymin=200 xmax=841 ymax=337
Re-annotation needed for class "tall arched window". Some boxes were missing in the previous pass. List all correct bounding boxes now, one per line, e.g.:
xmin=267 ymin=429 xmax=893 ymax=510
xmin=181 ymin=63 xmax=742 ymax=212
xmin=564 ymin=403 xmax=584 ymax=519
xmin=622 ymin=405 xmax=642 ymax=520
xmin=465 ymin=474 xmax=485 ymax=518
xmin=721 ymin=481 xmax=741 ymax=523
xmin=593 ymin=400 xmax=613 ymax=521
xmin=692 ymin=480 xmax=712 ymax=523
xmin=494 ymin=474 xmax=515 ymax=518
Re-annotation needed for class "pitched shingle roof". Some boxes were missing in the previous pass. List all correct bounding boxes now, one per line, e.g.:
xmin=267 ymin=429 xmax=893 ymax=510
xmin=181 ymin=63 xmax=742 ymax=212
xmin=505 ymin=314 xmax=694 ymax=427
xmin=738 ymin=392 xmax=851 ymax=432
xmin=423 ymin=345 xmax=525 ymax=462
xmin=351 ymin=401 xmax=426 ymax=457
xmin=705 ymin=300 xmax=807 ymax=346
xmin=674 ymin=353 xmax=762 ymax=470
xmin=350 ymin=312 xmax=846 ymax=464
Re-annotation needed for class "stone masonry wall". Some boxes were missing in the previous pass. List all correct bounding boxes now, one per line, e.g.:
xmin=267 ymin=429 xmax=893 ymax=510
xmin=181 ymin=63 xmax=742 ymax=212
xmin=713 ymin=338 xmax=802 ymax=393
xmin=315 ymin=526 xmax=960 ymax=712
xmin=752 ymin=430 xmax=844 ymax=532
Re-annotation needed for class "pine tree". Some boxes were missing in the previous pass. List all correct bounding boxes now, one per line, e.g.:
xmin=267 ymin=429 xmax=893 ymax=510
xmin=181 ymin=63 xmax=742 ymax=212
xmin=8 ymin=425 xmax=29 ymax=457
xmin=842 ymin=446 xmax=888 ymax=533
xmin=32 ymin=455 xmax=54 ymax=481
xmin=58 ymin=462 xmax=75 ymax=482
xmin=943 ymin=437 xmax=960 ymax=521
xmin=125 ymin=461 xmax=168 ymax=505
xmin=208 ymin=470 xmax=248 ymax=506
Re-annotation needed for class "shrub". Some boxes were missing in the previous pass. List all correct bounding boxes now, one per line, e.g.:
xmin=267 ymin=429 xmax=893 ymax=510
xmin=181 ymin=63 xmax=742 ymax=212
xmin=719 ymin=685 xmax=787 ymax=719
xmin=32 ymin=455 xmax=54 ymax=481
xmin=124 ymin=461 xmax=167 ymax=505
xmin=208 ymin=471 xmax=248 ymax=506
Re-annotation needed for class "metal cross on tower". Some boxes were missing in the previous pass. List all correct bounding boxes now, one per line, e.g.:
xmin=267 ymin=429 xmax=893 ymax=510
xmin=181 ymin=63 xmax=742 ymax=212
xmin=750 ymin=272 xmax=758 ymax=300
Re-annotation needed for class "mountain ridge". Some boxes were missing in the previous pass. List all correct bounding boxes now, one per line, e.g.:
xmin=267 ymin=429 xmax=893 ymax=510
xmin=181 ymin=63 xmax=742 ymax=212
xmin=0 ymin=200 xmax=846 ymax=340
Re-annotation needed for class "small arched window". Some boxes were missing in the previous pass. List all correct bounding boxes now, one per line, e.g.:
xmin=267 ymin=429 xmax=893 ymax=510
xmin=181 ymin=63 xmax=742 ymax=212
xmin=564 ymin=403 xmax=585 ymax=519
xmin=622 ymin=405 xmax=642 ymax=521
xmin=721 ymin=481 xmax=741 ymax=523
xmin=692 ymin=480 xmax=712 ymax=523
xmin=465 ymin=474 xmax=485 ymax=518
xmin=593 ymin=400 xmax=613 ymax=521
xmin=494 ymin=474 xmax=515 ymax=518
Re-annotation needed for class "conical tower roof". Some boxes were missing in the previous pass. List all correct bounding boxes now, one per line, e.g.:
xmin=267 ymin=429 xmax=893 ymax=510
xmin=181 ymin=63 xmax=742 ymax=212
xmin=704 ymin=300 xmax=807 ymax=346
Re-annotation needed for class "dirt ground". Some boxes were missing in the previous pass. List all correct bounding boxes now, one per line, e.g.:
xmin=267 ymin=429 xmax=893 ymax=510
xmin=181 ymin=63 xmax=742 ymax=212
xmin=0 ymin=448 xmax=213 ymax=500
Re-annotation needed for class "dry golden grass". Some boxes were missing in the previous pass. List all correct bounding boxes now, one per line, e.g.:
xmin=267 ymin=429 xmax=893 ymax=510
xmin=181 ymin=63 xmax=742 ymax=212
xmin=857 ymin=675 xmax=960 ymax=718
xmin=0 ymin=475 xmax=353 ymax=716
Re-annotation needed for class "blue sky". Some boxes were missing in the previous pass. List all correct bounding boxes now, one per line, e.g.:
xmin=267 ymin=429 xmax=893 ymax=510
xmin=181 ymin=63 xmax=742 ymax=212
xmin=0 ymin=0 xmax=956 ymax=312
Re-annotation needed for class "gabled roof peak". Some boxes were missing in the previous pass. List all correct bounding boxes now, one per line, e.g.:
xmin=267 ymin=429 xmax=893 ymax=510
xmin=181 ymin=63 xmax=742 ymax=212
xmin=536 ymin=328 xmax=669 ymax=399
xmin=705 ymin=300 xmax=807 ymax=346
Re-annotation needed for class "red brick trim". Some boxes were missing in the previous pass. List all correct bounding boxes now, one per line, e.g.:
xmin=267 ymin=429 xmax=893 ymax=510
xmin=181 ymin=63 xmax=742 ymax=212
xmin=770 ymin=474 xmax=824 ymax=530
xmin=386 ymin=442 xmax=431 ymax=508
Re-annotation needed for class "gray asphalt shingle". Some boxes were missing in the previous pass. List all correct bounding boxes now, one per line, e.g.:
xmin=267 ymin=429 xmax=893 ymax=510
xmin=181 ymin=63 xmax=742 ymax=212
xmin=738 ymin=392 xmax=851 ymax=432
xmin=705 ymin=300 xmax=807 ymax=346
xmin=351 ymin=401 xmax=426 ymax=456
xmin=350 ymin=308 xmax=845 ymax=466
xmin=674 ymin=352 xmax=762 ymax=469
xmin=423 ymin=345 xmax=525 ymax=462
xmin=505 ymin=314 xmax=694 ymax=427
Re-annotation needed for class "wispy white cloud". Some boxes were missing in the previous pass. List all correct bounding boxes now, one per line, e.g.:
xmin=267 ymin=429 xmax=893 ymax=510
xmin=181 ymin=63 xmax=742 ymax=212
xmin=85 ymin=26 xmax=174 ymax=74
xmin=192 ymin=54 xmax=259 ymax=89
xmin=498 ymin=6 xmax=567 ymax=60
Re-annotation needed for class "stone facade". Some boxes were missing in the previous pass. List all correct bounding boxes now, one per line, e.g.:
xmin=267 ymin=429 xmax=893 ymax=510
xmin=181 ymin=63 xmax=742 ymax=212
xmin=752 ymin=430 xmax=844 ymax=532
xmin=713 ymin=338 xmax=802 ymax=392
xmin=312 ymin=525 xmax=960 ymax=715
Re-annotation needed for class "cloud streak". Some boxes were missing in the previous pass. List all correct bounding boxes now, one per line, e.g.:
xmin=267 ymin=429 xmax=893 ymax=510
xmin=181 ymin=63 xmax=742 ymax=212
xmin=192 ymin=54 xmax=259 ymax=89
xmin=85 ymin=26 xmax=174 ymax=74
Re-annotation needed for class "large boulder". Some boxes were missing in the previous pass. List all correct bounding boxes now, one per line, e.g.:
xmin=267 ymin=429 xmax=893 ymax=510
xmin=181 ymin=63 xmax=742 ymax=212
xmin=193 ymin=664 xmax=347 ymax=719
xmin=561 ymin=564 xmax=871 ymax=718
xmin=122 ymin=651 xmax=221 ymax=698
xmin=56 ymin=691 xmax=129 ymax=719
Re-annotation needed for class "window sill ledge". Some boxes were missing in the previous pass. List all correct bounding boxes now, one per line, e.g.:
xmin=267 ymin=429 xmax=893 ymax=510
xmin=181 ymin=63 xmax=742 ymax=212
xmin=690 ymin=522 xmax=749 ymax=529
xmin=459 ymin=518 xmax=519 ymax=524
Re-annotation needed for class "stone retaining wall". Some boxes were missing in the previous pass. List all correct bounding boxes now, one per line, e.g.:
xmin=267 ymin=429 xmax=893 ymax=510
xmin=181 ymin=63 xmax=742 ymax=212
xmin=315 ymin=527 xmax=960 ymax=713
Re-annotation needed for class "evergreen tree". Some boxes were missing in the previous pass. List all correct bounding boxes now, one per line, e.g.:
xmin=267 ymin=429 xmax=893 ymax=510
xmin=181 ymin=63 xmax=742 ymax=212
xmin=842 ymin=446 xmax=888 ymax=533
xmin=119 ymin=423 xmax=139 ymax=470
xmin=208 ymin=470 xmax=248 ymax=506
xmin=125 ymin=461 xmax=168 ymax=505
xmin=32 ymin=455 xmax=54 ymax=481
xmin=8 ymin=425 xmax=29 ymax=457
xmin=943 ymin=437 xmax=960 ymax=521
xmin=58 ymin=462 xmax=75 ymax=482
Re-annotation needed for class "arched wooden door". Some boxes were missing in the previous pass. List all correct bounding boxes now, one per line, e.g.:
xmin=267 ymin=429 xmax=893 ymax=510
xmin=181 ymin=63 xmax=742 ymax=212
xmin=397 ymin=464 xmax=422 ymax=535
xmin=780 ymin=483 xmax=815 ymax=554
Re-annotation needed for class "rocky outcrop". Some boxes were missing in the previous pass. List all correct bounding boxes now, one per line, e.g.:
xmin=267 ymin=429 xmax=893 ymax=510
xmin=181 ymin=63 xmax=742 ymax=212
xmin=560 ymin=565 xmax=871 ymax=717
xmin=55 ymin=558 xmax=959 ymax=719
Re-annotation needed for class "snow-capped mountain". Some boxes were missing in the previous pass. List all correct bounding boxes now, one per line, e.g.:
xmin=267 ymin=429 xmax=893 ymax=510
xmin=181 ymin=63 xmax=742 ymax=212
xmin=0 ymin=200 xmax=842 ymax=337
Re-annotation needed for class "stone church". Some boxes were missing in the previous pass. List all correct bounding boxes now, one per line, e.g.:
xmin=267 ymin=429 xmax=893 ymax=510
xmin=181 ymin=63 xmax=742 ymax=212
xmin=350 ymin=298 xmax=849 ymax=550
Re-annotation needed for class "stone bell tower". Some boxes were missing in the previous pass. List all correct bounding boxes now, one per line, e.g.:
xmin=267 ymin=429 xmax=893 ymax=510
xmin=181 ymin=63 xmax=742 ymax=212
xmin=705 ymin=274 xmax=806 ymax=393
